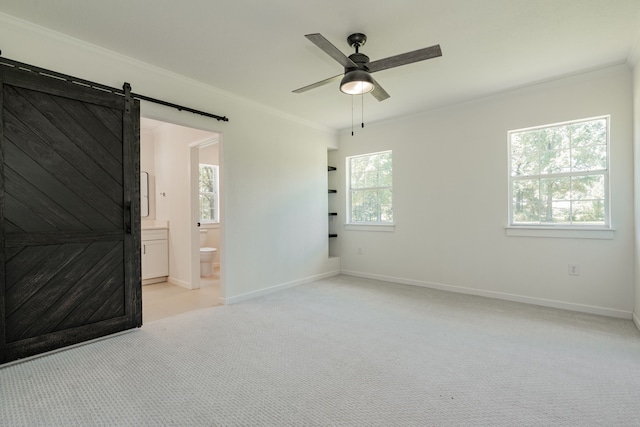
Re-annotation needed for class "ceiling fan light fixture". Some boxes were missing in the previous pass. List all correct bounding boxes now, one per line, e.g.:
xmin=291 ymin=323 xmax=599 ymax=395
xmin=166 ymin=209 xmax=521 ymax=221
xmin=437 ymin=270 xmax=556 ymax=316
xmin=340 ymin=69 xmax=374 ymax=95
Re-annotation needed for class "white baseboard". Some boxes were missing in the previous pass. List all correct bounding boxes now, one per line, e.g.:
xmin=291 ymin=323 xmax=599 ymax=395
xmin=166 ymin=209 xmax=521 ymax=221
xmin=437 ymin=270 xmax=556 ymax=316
xmin=222 ymin=270 xmax=340 ymax=305
xmin=633 ymin=312 xmax=640 ymax=332
xmin=168 ymin=277 xmax=192 ymax=290
xmin=142 ymin=277 xmax=166 ymax=286
xmin=341 ymin=270 xmax=633 ymax=320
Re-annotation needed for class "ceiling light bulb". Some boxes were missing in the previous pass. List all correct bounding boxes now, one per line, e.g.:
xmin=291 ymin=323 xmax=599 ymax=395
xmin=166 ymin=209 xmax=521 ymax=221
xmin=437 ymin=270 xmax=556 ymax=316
xmin=341 ymin=80 xmax=374 ymax=94
xmin=340 ymin=69 xmax=374 ymax=95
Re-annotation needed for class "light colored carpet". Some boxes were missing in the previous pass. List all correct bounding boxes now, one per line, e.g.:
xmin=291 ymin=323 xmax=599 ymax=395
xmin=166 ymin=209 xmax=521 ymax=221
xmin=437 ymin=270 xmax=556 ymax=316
xmin=1 ymin=275 xmax=640 ymax=426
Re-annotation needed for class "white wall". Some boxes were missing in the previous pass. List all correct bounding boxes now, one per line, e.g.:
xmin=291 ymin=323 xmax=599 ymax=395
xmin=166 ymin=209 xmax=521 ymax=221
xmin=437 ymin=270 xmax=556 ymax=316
xmin=0 ymin=13 xmax=339 ymax=301
xmin=336 ymin=65 xmax=635 ymax=318
xmin=140 ymin=128 xmax=156 ymax=220
xmin=200 ymin=143 xmax=219 ymax=166
xmin=633 ymin=63 xmax=640 ymax=329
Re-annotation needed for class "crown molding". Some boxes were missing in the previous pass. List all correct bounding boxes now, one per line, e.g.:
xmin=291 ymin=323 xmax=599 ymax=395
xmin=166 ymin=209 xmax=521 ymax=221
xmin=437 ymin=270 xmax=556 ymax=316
xmin=0 ymin=12 xmax=336 ymax=135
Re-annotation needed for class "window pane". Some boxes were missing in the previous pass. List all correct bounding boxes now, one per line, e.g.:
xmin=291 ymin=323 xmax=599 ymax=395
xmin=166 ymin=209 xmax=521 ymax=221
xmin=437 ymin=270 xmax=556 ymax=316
xmin=350 ymin=157 xmax=365 ymax=187
xmin=200 ymin=194 xmax=216 ymax=221
xmin=571 ymin=119 xmax=606 ymax=146
xmin=541 ymin=177 xmax=570 ymax=201
xmin=538 ymin=127 xmax=570 ymax=175
xmin=351 ymin=189 xmax=382 ymax=222
xmin=511 ymin=133 xmax=539 ymax=176
xmin=512 ymin=179 xmax=539 ymax=223
xmin=363 ymin=170 xmax=379 ymax=187
xmin=546 ymin=126 xmax=571 ymax=150
xmin=540 ymin=177 xmax=570 ymax=223
xmin=351 ymin=190 xmax=363 ymax=222
xmin=379 ymin=189 xmax=393 ymax=222
xmin=540 ymin=149 xmax=570 ymax=174
xmin=548 ymin=201 xmax=571 ymax=223
xmin=377 ymin=151 xmax=392 ymax=172
xmin=571 ymin=175 xmax=604 ymax=200
xmin=571 ymin=145 xmax=606 ymax=172
xmin=199 ymin=165 xmax=214 ymax=192
xmin=540 ymin=195 xmax=570 ymax=224
xmin=351 ymin=152 xmax=394 ymax=189
xmin=377 ymin=154 xmax=392 ymax=187
xmin=511 ymin=145 xmax=538 ymax=176
xmin=362 ymin=189 xmax=380 ymax=222
xmin=571 ymin=200 xmax=605 ymax=224
xmin=350 ymin=190 xmax=364 ymax=222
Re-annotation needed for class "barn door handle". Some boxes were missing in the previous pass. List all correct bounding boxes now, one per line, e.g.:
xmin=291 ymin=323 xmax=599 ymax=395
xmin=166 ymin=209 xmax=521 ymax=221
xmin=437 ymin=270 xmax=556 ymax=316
xmin=126 ymin=202 xmax=134 ymax=234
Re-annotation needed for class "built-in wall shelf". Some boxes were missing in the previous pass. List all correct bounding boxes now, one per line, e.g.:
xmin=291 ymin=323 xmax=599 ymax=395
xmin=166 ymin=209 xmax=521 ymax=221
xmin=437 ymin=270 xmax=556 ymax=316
xmin=328 ymin=165 xmax=337 ymax=242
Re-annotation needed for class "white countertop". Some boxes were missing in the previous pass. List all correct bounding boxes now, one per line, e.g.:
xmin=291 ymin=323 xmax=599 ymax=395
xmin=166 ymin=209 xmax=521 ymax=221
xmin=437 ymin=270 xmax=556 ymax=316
xmin=141 ymin=220 xmax=169 ymax=230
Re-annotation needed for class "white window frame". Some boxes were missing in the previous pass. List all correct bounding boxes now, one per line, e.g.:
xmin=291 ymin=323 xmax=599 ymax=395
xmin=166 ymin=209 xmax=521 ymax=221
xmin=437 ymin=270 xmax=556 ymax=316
xmin=346 ymin=150 xmax=394 ymax=230
xmin=506 ymin=116 xmax=613 ymax=239
xmin=199 ymin=164 xmax=219 ymax=224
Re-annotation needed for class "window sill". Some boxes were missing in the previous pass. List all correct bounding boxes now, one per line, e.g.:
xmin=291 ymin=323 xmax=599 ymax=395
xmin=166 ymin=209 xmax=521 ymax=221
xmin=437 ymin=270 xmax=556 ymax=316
xmin=345 ymin=223 xmax=395 ymax=232
xmin=505 ymin=226 xmax=614 ymax=239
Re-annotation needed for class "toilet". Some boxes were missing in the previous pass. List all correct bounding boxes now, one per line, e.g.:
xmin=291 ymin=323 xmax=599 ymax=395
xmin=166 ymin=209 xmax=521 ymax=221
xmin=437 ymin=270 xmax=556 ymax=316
xmin=199 ymin=229 xmax=217 ymax=277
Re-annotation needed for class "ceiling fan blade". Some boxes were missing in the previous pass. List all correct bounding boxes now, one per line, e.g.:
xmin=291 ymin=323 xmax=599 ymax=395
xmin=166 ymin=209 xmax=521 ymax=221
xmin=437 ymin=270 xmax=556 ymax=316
xmin=305 ymin=33 xmax=358 ymax=69
xmin=292 ymin=74 xmax=343 ymax=94
xmin=370 ymin=77 xmax=390 ymax=101
xmin=367 ymin=44 xmax=442 ymax=73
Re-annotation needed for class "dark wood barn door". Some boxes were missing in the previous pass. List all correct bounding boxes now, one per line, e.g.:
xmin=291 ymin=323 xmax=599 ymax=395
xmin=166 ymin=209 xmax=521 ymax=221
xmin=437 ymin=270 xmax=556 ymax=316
xmin=0 ymin=67 xmax=141 ymax=364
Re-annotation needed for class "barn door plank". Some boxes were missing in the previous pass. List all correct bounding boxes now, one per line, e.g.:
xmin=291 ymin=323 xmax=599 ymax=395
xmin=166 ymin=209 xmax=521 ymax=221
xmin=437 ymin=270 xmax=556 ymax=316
xmin=12 ymin=86 xmax=124 ymax=181
xmin=3 ymin=107 xmax=123 ymax=224
xmin=3 ymin=140 xmax=116 ymax=230
xmin=5 ymin=243 xmax=87 ymax=316
xmin=7 ymin=242 xmax=123 ymax=342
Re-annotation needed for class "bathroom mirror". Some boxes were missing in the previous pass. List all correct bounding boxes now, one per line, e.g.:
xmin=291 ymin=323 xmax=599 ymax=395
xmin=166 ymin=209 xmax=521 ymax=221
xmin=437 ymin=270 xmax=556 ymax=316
xmin=141 ymin=171 xmax=149 ymax=217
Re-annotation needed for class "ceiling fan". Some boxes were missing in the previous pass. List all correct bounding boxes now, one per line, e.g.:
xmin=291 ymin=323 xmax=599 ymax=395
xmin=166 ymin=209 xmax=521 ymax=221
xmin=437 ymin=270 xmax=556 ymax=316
xmin=293 ymin=33 xmax=442 ymax=101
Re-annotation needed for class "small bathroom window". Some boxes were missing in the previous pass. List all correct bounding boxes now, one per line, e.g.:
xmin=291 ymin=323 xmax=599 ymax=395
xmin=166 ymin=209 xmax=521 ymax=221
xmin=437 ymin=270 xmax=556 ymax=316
xmin=199 ymin=164 xmax=219 ymax=223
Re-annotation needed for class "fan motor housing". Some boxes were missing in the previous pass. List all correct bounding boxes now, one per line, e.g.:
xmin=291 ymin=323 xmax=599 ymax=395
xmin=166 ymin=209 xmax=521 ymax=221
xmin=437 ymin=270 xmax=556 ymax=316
xmin=347 ymin=53 xmax=370 ymax=71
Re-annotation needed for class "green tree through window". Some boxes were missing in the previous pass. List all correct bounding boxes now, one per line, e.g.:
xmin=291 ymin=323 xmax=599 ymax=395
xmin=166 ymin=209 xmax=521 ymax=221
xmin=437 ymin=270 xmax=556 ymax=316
xmin=347 ymin=151 xmax=393 ymax=224
xmin=509 ymin=117 xmax=608 ymax=226
xmin=199 ymin=164 xmax=219 ymax=223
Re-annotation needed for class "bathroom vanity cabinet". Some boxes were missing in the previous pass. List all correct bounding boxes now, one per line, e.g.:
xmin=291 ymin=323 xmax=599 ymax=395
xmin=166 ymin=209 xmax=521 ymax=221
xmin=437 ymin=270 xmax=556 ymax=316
xmin=141 ymin=228 xmax=169 ymax=284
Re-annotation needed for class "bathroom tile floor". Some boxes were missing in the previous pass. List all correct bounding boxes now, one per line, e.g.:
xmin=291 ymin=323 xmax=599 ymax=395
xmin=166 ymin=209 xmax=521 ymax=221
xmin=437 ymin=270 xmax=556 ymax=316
xmin=142 ymin=277 xmax=222 ymax=324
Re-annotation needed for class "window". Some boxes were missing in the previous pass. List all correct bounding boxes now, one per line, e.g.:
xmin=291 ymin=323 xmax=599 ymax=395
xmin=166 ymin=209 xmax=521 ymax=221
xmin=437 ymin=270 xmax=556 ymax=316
xmin=199 ymin=164 xmax=219 ymax=223
xmin=508 ymin=116 xmax=609 ymax=227
xmin=347 ymin=150 xmax=393 ymax=224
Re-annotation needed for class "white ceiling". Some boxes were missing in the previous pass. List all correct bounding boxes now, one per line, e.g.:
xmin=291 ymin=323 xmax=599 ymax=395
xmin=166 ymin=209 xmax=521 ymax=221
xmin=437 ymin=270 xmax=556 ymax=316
xmin=2 ymin=0 xmax=640 ymax=131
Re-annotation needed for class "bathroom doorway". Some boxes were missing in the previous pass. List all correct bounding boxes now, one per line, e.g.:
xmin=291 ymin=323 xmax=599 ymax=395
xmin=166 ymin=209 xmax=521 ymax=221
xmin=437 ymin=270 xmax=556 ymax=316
xmin=140 ymin=117 xmax=224 ymax=323
xmin=189 ymin=137 xmax=222 ymax=291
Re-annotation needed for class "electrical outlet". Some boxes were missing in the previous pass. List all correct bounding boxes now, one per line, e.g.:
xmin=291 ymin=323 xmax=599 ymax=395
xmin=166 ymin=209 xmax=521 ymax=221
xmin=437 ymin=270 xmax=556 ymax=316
xmin=568 ymin=264 xmax=580 ymax=276
xmin=358 ymin=247 xmax=363 ymax=255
